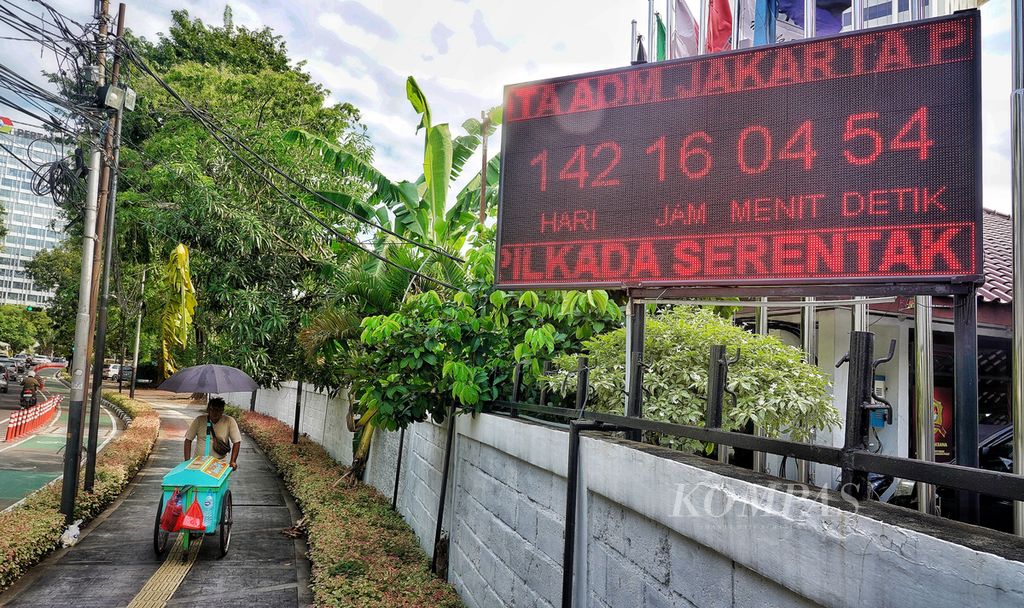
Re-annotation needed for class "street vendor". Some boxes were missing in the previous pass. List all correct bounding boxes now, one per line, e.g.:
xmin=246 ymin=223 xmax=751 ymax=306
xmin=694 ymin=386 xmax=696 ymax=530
xmin=184 ymin=397 xmax=241 ymax=470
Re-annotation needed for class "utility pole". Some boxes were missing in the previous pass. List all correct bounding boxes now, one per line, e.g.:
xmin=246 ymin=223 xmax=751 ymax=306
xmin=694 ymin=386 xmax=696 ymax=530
xmin=129 ymin=267 xmax=146 ymax=400
xmin=84 ymin=2 xmax=126 ymax=492
xmin=60 ymin=0 xmax=109 ymax=523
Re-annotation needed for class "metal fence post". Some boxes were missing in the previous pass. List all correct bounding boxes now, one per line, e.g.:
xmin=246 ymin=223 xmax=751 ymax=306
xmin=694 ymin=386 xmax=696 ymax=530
xmin=707 ymin=345 xmax=732 ymax=464
xmin=392 ymin=427 xmax=406 ymax=510
xmin=575 ymin=356 xmax=589 ymax=413
xmin=841 ymin=331 xmax=874 ymax=500
xmin=625 ymin=352 xmax=644 ymax=442
xmin=539 ymin=360 xmax=553 ymax=406
xmin=510 ymin=362 xmax=523 ymax=418
xmin=431 ymin=402 xmax=458 ymax=576
xmin=292 ymin=380 xmax=303 ymax=444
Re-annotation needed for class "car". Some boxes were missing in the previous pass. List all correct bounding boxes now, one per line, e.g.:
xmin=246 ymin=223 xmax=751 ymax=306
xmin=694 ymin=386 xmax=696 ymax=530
xmin=52 ymin=356 xmax=66 ymax=364
xmin=118 ymin=365 xmax=133 ymax=382
xmin=0 ymin=374 xmax=8 ymax=393
xmin=879 ymin=424 xmax=1015 ymax=533
xmin=103 ymin=363 xmax=121 ymax=381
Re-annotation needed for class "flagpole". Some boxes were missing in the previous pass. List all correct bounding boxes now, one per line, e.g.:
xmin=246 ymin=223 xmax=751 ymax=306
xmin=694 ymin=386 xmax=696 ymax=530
xmin=803 ymin=0 xmax=815 ymax=37
xmin=649 ymin=0 xmax=656 ymax=61
xmin=667 ymin=0 xmax=674 ymax=59
xmin=632 ymin=19 xmax=639 ymax=62
xmin=698 ymin=0 xmax=708 ymax=53
xmin=731 ymin=0 xmax=740 ymax=48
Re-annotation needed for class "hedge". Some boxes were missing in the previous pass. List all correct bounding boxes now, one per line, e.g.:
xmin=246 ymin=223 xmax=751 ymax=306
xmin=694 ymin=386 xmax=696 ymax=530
xmin=238 ymin=411 xmax=462 ymax=608
xmin=0 ymin=392 xmax=160 ymax=591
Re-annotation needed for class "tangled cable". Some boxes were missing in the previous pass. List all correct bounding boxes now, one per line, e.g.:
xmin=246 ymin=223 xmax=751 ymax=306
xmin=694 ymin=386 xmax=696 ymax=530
xmin=31 ymin=148 xmax=85 ymax=209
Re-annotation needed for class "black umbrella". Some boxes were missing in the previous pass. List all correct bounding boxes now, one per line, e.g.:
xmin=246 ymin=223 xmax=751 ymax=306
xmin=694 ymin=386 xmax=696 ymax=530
xmin=159 ymin=364 xmax=257 ymax=394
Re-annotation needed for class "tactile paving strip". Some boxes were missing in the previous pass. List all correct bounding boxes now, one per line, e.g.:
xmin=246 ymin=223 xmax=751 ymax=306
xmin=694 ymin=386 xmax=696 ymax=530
xmin=127 ymin=535 xmax=203 ymax=608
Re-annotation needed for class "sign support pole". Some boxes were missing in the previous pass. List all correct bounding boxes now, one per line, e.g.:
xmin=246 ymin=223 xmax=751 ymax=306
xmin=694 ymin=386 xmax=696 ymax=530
xmin=915 ymin=296 xmax=936 ymax=514
xmin=753 ymin=299 xmax=768 ymax=474
xmin=625 ymin=299 xmax=645 ymax=442
xmin=953 ymin=290 xmax=979 ymax=524
xmin=1012 ymin=0 xmax=1024 ymax=537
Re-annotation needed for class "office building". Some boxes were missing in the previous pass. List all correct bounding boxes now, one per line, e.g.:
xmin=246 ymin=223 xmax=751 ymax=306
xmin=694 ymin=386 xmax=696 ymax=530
xmin=0 ymin=121 xmax=66 ymax=307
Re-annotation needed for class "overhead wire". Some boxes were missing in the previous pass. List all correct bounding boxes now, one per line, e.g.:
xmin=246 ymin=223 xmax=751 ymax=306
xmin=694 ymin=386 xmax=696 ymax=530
xmin=116 ymin=41 xmax=460 ymax=290
xmin=118 ymin=40 xmax=464 ymax=266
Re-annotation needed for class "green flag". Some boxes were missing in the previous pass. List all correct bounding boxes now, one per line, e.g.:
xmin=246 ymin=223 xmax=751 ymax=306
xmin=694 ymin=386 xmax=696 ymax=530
xmin=656 ymin=13 xmax=667 ymax=61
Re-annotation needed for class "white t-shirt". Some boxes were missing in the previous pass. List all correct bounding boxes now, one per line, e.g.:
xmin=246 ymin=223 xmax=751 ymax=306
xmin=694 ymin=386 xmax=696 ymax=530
xmin=185 ymin=414 xmax=241 ymax=458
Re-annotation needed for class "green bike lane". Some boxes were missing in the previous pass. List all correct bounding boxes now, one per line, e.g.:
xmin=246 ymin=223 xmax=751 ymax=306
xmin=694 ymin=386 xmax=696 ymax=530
xmin=0 ymin=370 xmax=119 ymax=511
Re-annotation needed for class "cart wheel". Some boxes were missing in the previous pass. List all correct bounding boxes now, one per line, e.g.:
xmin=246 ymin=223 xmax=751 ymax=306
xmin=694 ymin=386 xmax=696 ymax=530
xmin=153 ymin=495 xmax=170 ymax=557
xmin=218 ymin=490 xmax=232 ymax=558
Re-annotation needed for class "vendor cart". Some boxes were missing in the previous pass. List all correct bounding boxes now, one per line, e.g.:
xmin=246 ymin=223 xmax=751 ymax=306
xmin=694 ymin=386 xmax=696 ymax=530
xmin=154 ymin=445 xmax=233 ymax=558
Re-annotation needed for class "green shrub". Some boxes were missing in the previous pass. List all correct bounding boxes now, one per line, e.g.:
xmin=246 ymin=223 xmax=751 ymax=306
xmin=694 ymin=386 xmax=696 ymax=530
xmin=549 ymin=306 xmax=839 ymax=451
xmin=239 ymin=412 xmax=462 ymax=607
xmin=223 ymin=404 xmax=243 ymax=420
xmin=0 ymin=392 xmax=160 ymax=591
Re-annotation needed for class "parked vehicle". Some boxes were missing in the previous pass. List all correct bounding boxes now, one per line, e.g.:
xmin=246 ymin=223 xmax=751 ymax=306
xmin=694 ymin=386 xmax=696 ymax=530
xmin=0 ymin=374 xmax=8 ymax=393
xmin=104 ymin=363 xmax=122 ymax=381
xmin=878 ymin=425 xmax=1014 ymax=532
xmin=118 ymin=365 xmax=133 ymax=382
xmin=19 ymin=386 xmax=35 ymax=408
xmin=52 ymin=356 xmax=66 ymax=364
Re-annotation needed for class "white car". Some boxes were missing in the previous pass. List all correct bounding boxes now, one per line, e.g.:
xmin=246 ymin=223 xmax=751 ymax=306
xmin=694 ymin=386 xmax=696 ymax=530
xmin=104 ymin=364 xmax=121 ymax=381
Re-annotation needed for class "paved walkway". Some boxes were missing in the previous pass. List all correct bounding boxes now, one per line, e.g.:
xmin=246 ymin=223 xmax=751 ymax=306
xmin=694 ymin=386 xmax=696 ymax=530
xmin=0 ymin=370 xmax=118 ymax=511
xmin=0 ymin=392 xmax=311 ymax=608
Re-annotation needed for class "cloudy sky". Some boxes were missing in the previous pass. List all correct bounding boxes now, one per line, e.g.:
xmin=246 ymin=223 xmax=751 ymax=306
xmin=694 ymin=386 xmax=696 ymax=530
xmin=3 ymin=0 xmax=1015 ymax=211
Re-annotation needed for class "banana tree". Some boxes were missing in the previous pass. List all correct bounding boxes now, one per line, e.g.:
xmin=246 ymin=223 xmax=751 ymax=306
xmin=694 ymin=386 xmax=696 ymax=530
xmin=288 ymin=77 xmax=503 ymax=474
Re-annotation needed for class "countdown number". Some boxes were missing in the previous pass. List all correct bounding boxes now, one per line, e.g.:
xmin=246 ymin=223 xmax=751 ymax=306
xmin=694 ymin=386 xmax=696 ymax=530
xmin=530 ymin=142 xmax=621 ymax=191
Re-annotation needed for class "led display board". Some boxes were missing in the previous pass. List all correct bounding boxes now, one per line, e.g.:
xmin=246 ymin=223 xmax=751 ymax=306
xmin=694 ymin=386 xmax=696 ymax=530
xmin=495 ymin=12 xmax=982 ymax=292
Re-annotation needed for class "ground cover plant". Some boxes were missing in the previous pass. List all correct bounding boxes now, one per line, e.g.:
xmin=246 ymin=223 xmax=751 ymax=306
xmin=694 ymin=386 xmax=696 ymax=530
xmin=238 ymin=410 xmax=462 ymax=607
xmin=0 ymin=392 xmax=159 ymax=591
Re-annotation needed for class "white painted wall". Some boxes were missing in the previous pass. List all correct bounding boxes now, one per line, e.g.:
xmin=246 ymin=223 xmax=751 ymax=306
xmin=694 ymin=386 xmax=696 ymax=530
xmin=216 ymin=382 xmax=354 ymax=466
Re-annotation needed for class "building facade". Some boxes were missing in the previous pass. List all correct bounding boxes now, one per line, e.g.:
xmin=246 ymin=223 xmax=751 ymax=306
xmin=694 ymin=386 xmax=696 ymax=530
xmin=0 ymin=123 xmax=65 ymax=308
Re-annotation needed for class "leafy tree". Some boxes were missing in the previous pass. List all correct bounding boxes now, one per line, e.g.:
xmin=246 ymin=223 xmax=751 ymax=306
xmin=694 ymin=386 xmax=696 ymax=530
xmin=25 ymin=245 xmax=80 ymax=353
xmin=0 ymin=305 xmax=52 ymax=353
xmin=111 ymin=8 xmax=371 ymax=385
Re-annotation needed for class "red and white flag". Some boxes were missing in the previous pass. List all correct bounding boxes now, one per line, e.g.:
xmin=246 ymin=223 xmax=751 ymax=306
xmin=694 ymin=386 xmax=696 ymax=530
xmin=671 ymin=0 xmax=700 ymax=58
xmin=706 ymin=0 xmax=733 ymax=52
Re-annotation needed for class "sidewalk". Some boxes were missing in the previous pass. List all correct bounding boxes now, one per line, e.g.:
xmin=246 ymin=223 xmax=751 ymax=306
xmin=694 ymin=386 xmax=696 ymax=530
xmin=0 ymin=392 xmax=311 ymax=608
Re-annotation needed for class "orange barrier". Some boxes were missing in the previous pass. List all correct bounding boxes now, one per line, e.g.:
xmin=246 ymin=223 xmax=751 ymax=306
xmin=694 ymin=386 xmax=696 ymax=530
xmin=3 ymin=395 xmax=62 ymax=442
xmin=32 ymin=362 xmax=67 ymax=373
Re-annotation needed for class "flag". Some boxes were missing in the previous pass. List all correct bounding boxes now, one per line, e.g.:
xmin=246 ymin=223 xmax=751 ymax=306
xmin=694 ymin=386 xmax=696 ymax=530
xmin=671 ymin=0 xmax=700 ymax=59
xmin=737 ymin=0 xmax=757 ymax=47
xmin=656 ymin=13 xmax=667 ymax=61
xmin=634 ymin=35 xmax=648 ymax=64
xmin=754 ymin=0 xmax=778 ymax=45
xmin=706 ymin=0 xmax=733 ymax=52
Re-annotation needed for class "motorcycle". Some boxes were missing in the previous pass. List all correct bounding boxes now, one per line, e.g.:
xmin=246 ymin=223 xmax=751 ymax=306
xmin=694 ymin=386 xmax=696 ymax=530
xmin=19 ymin=387 xmax=36 ymax=409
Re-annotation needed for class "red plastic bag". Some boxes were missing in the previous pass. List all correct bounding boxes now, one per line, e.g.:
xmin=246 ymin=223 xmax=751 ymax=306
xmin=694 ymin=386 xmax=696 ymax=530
xmin=160 ymin=489 xmax=184 ymax=532
xmin=180 ymin=498 xmax=206 ymax=531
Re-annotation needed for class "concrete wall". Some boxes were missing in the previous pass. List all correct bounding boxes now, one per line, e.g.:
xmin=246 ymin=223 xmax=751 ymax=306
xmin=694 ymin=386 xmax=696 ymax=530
xmin=365 ymin=412 xmax=1024 ymax=608
xmin=216 ymin=382 xmax=354 ymax=466
xmin=228 ymin=382 xmax=1024 ymax=608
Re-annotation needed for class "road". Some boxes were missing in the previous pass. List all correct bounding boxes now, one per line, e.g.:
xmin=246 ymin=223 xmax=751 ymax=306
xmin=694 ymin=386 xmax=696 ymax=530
xmin=0 ymin=392 xmax=311 ymax=608
xmin=0 ymin=369 xmax=118 ymax=511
